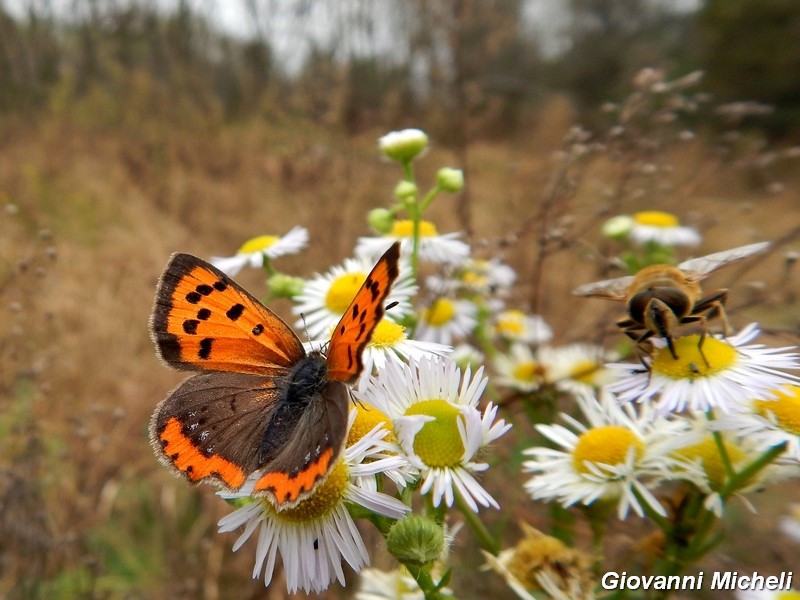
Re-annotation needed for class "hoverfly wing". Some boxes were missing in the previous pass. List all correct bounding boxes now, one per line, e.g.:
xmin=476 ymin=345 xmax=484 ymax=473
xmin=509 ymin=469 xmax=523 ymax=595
xmin=679 ymin=241 xmax=770 ymax=281
xmin=572 ymin=275 xmax=635 ymax=300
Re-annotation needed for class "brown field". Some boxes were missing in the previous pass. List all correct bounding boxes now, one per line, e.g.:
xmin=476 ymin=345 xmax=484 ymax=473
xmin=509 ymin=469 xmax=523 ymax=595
xmin=1 ymin=90 xmax=799 ymax=599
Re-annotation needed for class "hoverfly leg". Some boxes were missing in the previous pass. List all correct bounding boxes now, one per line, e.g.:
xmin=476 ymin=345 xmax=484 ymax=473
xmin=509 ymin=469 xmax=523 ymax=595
xmin=617 ymin=320 xmax=655 ymax=371
xmin=697 ymin=318 xmax=710 ymax=368
xmin=665 ymin=335 xmax=679 ymax=360
xmin=691 ymin=289 xmax=730 ymax=335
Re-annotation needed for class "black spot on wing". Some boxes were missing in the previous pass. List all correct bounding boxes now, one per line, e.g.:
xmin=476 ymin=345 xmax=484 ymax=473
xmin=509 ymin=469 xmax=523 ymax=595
xmin=365 ymin=277 xmax=381 ymax=302
xmin=198 ymin=337 xmax=214 ymax=359
xmin=213 ymin=280 xmax=228 ymax=292
xmin=197 ymin=308 xmax=211 ymax=320
xmin=226 ymin=303 xmax=245 ymax=321
xmin=252 ymin=323 xmax=264 ymax=336
xmin=183 ymin=319 xmax=200 ymax=334
xmin=186 ymin=291 xmax=202 ymax=304
xmin=196 ymin=284 xmax=214 ymax=296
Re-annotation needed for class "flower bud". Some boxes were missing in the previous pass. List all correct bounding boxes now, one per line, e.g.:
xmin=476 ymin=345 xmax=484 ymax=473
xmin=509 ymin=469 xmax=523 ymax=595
xmin=437 ymin=167 xmax=464 ymax=193
xmin=268 ymin=273 xmax=305 ymax=299
xmin=386 ymin=515 xmax=444 ymax=567
xmin=379 ymin=129 xmax=429 ymax=163
xmin=601 ymin=215 xmax=634 ymax=240
xmin=394 ymin=180 xmax=418 ymax=202
xmin=367 ymin=208 xmax=395 ymax=234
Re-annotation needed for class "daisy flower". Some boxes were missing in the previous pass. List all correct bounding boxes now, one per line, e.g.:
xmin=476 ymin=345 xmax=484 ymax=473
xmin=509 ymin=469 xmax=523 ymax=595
xmin=712 ymin=384 xmax=800 ymax=460
xmin=493 ymin=309 xmax=553 ymax=345
xmin=415 ymin=297 xmax=478 ymax=345
xmin=523 ymin=392 xmax=700 ymax=519
xmin=483 ymin=523 xmax=595 ymax=600
xmin=538 ymin=343 xmax=617 ymax=394
xmin=628 ymin=210 xmax=701 ymax=247
xmin=292 ymin=254 xmax=417 ymax=339
xmin=493 ymin=343 xmax=547 ymax=393
xmin=427 ymin=257 xmax=517 ymax=298
xmin=608 ymin=324 xmax=800 ymax=415
xmin=672 ymin=416 xmax=798 ymax=516
xmin=451 ymin=343 xmax=485 ymax=370
xmin=217 ymin=414 xmax=411 ymax=594
xmin=355 ymin=220 xmax=470 ymax=264
xmin=355 ymin=356 xmax=511 ymax=512
xmin=210 ymin=226 xmax=309 ymax=276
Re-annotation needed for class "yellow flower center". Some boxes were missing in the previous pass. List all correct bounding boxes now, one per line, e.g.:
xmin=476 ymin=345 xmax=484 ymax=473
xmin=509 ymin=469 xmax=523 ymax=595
xmin=390 ymin=219 xmax=439 ymax=238
xmin=633 ymin=210 xmax=680 ymax=228
xmin=368 ymin=319 xmax=406 ymax=348
xmin=404 ymin=400 xmax=464 ymax=467
xmin=572 ymin=426 xmax=644 ymax=475
xmin=512 ymin=360 xmax=543 ymax=383
xmin=777 ymin=592 xmax=800 ymax=600
xmin=461 ymin=270 xmax=487 ymax=287
xmin=569 ymin=359 xmax=602 ymax=384
xmin=271 ymin=461 xmax=348 ymax=522
xmin=238 ymin=234 xmax=279 ymax=254
xmin=651 ymin=336 xmax=737 ymax=379
xmin=496 ymin=310 xmax=525 ymax=336
xmin=508 ymin=535 xmax=572 ymax=591
xmin=423 ymin=298 xmax=456 ymax=326
xmin=753 ymin=385 xmax=800 ymax=435
xmin=675 ymin=436 xmax=745 ymax=490
xmin=325 ymin=271 xmax=366 ymax=314
xmin=348 ymin=403 xmax=395 ymax=447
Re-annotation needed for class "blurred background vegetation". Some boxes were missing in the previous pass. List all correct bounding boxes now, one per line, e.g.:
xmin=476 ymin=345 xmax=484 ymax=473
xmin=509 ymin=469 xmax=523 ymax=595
xmin=2 ymin=0 xmax=800 ymax=137
xmin=1 ymin=1 xmax=799 ymax=598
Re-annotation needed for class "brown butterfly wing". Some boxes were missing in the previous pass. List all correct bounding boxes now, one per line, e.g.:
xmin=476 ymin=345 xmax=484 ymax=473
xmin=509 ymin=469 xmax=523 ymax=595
xmin=150 ymin=371 xmax=287 ymax=491
xmin=150 ymin=367 xmax=350 ymax=500
xmin=151 ymin=253 xmax=305 ymax=375
xmin=251 ymin=364 xmax=351 ymax=507
xmin=325 ymin=242 xmax=401 ymax=383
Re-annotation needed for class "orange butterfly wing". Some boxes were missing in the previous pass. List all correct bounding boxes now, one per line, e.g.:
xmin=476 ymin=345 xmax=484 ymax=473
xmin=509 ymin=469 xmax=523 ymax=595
xmin=151 ymin=253 xmax=305 ymax=375
xmin=325 ymin=242 xmax=401 ymax=383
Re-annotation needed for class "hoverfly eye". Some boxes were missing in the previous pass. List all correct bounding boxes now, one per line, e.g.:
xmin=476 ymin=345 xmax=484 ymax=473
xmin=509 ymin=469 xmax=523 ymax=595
xmin=628 ymin=291 xmax=656 ymax=322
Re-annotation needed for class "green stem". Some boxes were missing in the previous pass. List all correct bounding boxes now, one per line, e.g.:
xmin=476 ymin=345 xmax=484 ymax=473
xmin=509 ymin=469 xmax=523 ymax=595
xmin=721 ymin=441 xmax=787 ymax=498
xmin=405 ymin=564 xmax=449 ymax=600
xmin=401 ymin=161 xmax=421 ymax=275
xmin=419 ymin=184 xmax=442 ymax=212
xmin=455 ymin=491 xmax=500 ymax=555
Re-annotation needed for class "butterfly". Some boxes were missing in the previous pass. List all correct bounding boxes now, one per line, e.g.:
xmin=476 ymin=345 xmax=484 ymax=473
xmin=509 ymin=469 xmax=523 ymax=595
xmin=149 ymin=242 xmax=401 ymax=509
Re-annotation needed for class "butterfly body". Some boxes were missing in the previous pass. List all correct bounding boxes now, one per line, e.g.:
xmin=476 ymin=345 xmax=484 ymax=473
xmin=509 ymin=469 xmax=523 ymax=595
xmin=149 ymin=243 xmax=400 ymax=509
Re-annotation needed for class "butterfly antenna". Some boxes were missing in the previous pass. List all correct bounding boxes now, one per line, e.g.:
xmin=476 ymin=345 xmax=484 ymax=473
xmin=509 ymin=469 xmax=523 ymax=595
xmin=299 ymin=312 xmax=324 ymax=352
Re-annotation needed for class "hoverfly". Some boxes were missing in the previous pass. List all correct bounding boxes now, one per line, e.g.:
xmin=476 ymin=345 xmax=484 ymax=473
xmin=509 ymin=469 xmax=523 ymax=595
xmin=573 ymin=241 xmax=769 ymax=361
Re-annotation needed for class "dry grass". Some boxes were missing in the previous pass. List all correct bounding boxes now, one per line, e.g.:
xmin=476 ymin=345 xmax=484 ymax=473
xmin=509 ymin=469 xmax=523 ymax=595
xmin=1 ymin=90 xmax=798 ymax=599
